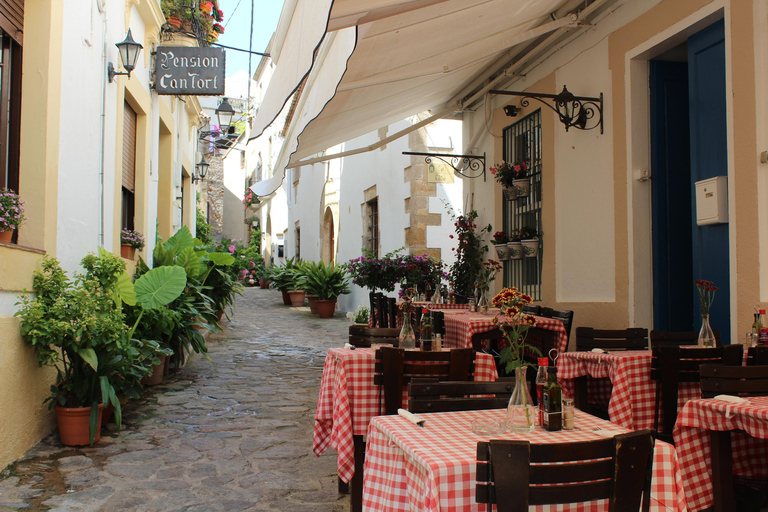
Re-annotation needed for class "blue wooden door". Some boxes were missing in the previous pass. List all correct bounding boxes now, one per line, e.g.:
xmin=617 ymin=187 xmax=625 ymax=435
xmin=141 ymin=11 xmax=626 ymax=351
xmin=688 ymin=19 xmax=730 ymax=341
xmin=650 ymin=61 xmax=693 ymax=331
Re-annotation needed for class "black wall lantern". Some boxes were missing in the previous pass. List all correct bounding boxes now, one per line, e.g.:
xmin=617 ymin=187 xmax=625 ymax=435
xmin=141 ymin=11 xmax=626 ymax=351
xmin=192 ymin=155 xmax=209 ymax=184
xmin=215 ymin=98 xmax=235 ymax=134
xmin=491 ymin=85 xmax=603 ymax=133
xmin=108 ymin=29 xmax=143 ymax=83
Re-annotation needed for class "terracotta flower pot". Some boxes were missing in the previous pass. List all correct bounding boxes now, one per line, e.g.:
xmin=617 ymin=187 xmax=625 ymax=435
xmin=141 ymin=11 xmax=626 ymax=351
xmin=121 ymin=244 xmax=135 ymax=259
xmin=288 ymin=290 xmax=306 ymax=307
xmin=0 ymin=229 xmax=12 ymax=243
xmin=167 ymin=15 xmax=182 ymax=29
xmin=56 ymin=404 xmax=104 ymax=446
xmin=281 ymin=290 xmax=292 ymax=305
xmin=101 ymin=403 xmax=114 ymax=428
xmin=307 ymin=294 xmax=319 ymax=314
xmin=145 ymin=355 xmax=166 ymax=386
xmin=316 ymin=299 xmax=337 ymax=318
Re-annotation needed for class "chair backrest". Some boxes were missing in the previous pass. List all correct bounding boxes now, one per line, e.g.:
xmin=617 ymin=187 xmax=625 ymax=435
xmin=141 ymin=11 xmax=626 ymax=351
xmin=700 ymin=364 xmax=768 ymax=398
xmin=521 ymin=304 xmax=541 ymax=316
xmin=476 ymin=430 xmax=654 ymax=512
xmin=373 ymin=347 xmax=475 ymax=415
xmin=575 ymin=327 xmax=649 ymax=351
xmin=369 ymin=291 xmax=378 ymax=327
xmin=348 ymin=325 xmax=400 ymax=347
xmin=407 ymin=378 xmax=513 ymax=413
xmin=650 ymin=344 xmax=743 ymax=440
xmin=650 ymin=329 xmax=721 ymax=347
xmin=746 ymin=345 xmax=768 ymax=365
xmin=539 ymin=307 xmax=575 ymax=341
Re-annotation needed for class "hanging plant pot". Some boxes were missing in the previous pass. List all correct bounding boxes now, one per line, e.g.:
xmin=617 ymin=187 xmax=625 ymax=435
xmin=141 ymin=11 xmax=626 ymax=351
xmin=316 ymin=299 xmax=337 ymax=318
xmin=288 ymin=289 xmax=306 ymax=307
xmin=121 ymin=244 xmax=135 ymax=260
xmin=55 ymin=404 xmax=103 ymax=446
xmin=0 ymin=229 xmax=12 ymax=243
xmin=508 ymin=242 xmax=524 ymax=260
xmin=307 ymin=294 xmax=319 ymax=314
xmin=513 ymin=178 xmax=531 ymax=198
xmin=493 ymin=243 xmax=511 ymax=261
xmin=281 ymin=290 xmax=292 ymax=305
xmin=166 ymin=15 xmax=183 ymax=29
xmin=521 ymin=238 xmax=540 ymax=258
xmin=502 ymin=185 xmax=517 ymax=201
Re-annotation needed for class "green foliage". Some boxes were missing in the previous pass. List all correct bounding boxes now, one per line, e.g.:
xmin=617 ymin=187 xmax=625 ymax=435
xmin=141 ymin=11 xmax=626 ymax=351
xmin=301 ymin=261 xmax=351 ymax=300
xmin=445 ymin=207 xmax=492 ymax=298
xmin=344 ymin=248 xmax=405 ymax=292
xmin=196 ymin=205 xmax=214 ymax=245
xmin=269 ymin=258 xmax=304 ymax=292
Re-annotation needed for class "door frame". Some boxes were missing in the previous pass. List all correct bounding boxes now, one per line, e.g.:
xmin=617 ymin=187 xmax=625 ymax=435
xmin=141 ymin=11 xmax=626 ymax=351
xmin=624 ymin=3 xmax=735 ymax=338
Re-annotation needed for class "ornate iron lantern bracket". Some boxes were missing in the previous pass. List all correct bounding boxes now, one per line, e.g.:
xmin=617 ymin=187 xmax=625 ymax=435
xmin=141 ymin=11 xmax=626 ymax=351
xmin=402 ymin=152 xmax=486 ymax=181
xmin=490 ymin=86 xmax=603 ymax=134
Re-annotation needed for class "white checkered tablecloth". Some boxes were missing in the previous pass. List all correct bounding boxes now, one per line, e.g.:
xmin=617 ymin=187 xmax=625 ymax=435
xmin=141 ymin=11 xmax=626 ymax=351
xmin=363 ymin=408 xmax=687 ymax=512
xmin=313 ymin=348 xmax=498 ymax=483
xmin=674 ymin=396 xmax=768 ymax=512
xmin=443 ymin=312 xmax=569 ymax=353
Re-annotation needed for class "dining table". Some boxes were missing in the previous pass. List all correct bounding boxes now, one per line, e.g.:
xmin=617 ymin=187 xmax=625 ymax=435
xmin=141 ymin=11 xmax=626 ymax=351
xmin=674 ymin=395 xmax=768 ymax=512
xmin=362 ymin=407 xmax=688 ymax=511
xmin=313 ymin=346 xmax=499 ymax=509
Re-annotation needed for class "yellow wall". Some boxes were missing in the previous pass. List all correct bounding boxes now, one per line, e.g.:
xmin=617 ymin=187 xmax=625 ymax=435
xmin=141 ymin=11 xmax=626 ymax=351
xmin=0 ymin=0 xmax=63 ymax=470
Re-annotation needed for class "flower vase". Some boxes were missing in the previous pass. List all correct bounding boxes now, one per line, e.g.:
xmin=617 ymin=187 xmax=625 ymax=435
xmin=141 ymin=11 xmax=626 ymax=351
xmin=507 ymin=366 xmax=535 ymax=433
xmin=477 ymin=289 xmax=489 ymax=313
xmin=399 ymin=312 xmax=416 ymax=350
xmin=698 ymin=313 xmax=716 ymax=348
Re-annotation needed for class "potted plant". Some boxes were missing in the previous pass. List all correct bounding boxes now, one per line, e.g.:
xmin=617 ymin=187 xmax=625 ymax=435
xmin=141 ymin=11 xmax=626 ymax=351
xmin=0 ymin=188 xmax=24 ymax=242
xmin=346 ymin=305 xmax=370 ymax=325
xmin=508 ymin=229 xmax=524 ymax=260
xmin=344 ymin=248 xmax=403 ymax=293
xmin=120 ymin=228 xmax=145 ymax=260
xmin=490 ymin=160 xmax=530 ymax=200
xmin=519 ymin=226 xmax=540 ymax=258
xmin=446 ymin=207 xmax=492 ymax=303
xmin=302 ymin=262 xmax=351 ymax=318
xmin=490 ymin=231 xmax=511 ymax=261
xmin=286 ymin=260 xmax=308 ymax=307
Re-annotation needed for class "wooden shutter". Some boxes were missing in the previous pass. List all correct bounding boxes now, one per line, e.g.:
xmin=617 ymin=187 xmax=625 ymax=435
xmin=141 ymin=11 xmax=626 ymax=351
xmin=0 ymin=0 xmax=22 ymax=44
xmin=122 ymin=102 xmax=136 ymax=192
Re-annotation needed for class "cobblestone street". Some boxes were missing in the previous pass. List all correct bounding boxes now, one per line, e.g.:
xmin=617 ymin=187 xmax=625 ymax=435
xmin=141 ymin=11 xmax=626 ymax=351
xmin=0 ymin=287 xmax=350 ymax=512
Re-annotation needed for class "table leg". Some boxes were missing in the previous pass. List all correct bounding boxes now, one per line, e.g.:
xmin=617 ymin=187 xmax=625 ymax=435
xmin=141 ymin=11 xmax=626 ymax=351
xmin=574 ymin=376 xmax=588 ymax=411
xmin=710 ymin=430 xmax=734 ymax=512
xmin=350 ymin=435 xmax=366 ymax=512
xmin=338 ymin=477 xmax=349 ymax=494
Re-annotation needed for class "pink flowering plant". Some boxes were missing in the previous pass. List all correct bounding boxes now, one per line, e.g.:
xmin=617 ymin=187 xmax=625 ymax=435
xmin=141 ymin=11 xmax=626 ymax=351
xmin=243 ymin=190 xmax=260 ymax=209
xmin=120 ymin=228 xmax=145 ymax=250
xmin=0 ymin=188 xmax=25 ymax=232
xmin=490 ymin=160 xmax=529 ymax=187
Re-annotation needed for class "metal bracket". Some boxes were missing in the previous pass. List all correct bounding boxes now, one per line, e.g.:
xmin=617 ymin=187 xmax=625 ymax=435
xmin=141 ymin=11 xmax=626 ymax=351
xmin=402 ymin=152 xmax=486 ymax=181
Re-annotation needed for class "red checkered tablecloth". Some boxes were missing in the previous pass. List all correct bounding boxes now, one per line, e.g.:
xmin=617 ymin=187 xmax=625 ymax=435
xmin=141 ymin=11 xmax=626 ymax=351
xmin=363 ymin=408 xmax=687 ymax=512
xmin=313 ymin=347 xmax=498 ymax=483
xmin=674 ymin=396 xmax=768 ymax=511
xmin=443 ymin=312 xmax=569 ymax=353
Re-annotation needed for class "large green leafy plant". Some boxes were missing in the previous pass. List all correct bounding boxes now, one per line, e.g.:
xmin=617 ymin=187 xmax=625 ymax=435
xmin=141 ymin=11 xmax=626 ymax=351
xmin=302 ymin=261 xmax=351 ymax=300
xmin=446 ymin=208 xmax=492 ymax=299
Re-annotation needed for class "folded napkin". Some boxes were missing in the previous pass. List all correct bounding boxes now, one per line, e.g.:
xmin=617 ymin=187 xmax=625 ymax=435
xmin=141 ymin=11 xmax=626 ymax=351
xmin=591 ymin=348 xmax=606 ymax=353
xmin=343 ymin=343 xmax=355 ymax=350
xmin=714 ymin=395 xmax=750 ymax=405
xmin=398 ymin=408 xmax=425 ymax=427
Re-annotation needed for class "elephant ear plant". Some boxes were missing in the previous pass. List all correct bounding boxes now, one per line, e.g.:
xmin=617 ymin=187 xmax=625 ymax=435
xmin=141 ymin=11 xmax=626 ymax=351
xmin=16 ymin=249 xmax=187 ymax=444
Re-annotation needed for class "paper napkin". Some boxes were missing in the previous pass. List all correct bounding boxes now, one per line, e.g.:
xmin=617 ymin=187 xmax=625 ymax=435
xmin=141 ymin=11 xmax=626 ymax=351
xmin=398 ymin=408 xmax=425 ymax=427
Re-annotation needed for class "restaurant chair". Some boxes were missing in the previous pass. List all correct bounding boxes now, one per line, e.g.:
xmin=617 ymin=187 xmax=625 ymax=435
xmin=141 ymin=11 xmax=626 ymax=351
xmin=407 ymin=378 xmax=513 ymax=413
xmin=650 ymin=344 xmax=742 ymax=444
xmin=386 ymin=297 xmax=397 ymax=328
xmin=700 ymin=364 xmax=768 ymax=512
xmin=746 ymin=345 xmax=768 ymax=365
xmin=521 ymin=304 xmax=541 ymax=315
xmin=369 ymin=291 xmax=380 ymax=327
xmin=348 ymin=325 xmax=400 ymax=347
xmin=373 ymin=347 xmax=475 ymax=414
xmin=650 ymin=329 xmax=721 ymax=347
xmin=573 ymin=327 xmax=649 ymax=419
xmin=539 ymin=307 xmax=575 ymax=341
xmin=476 ymin=430 xmax=655 ymax=512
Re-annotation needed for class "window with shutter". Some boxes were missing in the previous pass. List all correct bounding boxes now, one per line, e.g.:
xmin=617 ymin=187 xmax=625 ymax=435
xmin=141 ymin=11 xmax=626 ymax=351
xmin=122 ymin=102 xmax=137 ymax=230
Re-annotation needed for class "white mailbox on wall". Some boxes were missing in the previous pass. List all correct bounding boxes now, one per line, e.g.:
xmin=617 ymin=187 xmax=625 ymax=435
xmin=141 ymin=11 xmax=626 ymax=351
xmin=695 ymin=176 xmax=728 ymax=226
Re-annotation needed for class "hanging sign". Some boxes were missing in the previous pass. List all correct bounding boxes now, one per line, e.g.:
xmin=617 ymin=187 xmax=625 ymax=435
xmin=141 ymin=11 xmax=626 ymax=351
xmin=155 ymin=46 xmax=226 ymax=95
xmin=426 ymin=162 xmax=455 ymax=183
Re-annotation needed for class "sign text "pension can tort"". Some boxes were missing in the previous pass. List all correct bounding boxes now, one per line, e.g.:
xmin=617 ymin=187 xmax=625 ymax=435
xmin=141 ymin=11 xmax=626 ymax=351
xmin=155 ymin=47 xmax=226 ymax=96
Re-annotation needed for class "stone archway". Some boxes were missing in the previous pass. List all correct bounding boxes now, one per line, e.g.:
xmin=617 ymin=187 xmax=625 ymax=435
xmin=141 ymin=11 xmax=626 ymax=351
xmin=321 ymin=206 xmax=335 ymax=265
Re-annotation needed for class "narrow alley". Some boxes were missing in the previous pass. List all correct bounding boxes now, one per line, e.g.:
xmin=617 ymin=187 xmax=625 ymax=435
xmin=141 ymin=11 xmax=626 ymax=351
xmin=0 ymin=287 xmax=349 ymax=512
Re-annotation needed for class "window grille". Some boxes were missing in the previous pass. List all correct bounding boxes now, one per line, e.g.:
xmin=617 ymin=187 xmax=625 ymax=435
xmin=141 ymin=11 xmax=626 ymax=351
xmin=367 ymin=198 xmax=379 ymax=257
xmin=502 ymin=109 xmax=542 ymax=300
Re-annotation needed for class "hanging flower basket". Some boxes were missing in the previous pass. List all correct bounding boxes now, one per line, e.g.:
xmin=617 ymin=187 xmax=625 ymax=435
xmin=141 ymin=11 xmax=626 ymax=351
xmin=521 ymin=238 xmax=540 ymax=258
xmin=503 ymin=185 xmax=517 ymax=201
xmin=513 ymin=178 xmax=530 ymax=198
xmin=508 ymin=242 xmax=524 ymax=260
xmin=493 ymin=243 xmax=511 ymax=261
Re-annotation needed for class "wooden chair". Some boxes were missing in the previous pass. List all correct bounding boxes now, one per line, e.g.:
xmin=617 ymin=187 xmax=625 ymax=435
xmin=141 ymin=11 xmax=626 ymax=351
xmin=539 ymin=307 xmax=575 ymax=341
xmin=746 ymin=345 xmax=768 ymax=365
xmin=476 ymin=430 xmax=655 ymax=512
xmin=407 ymin=378 xmax=513 ymax=413
xmin=373 ymin=347 xmax=475 ymax=414
xmin=650 ymin=329 xmax=721 ymax=347
xmin=348 ymin=325 xmax=400 ymax=347
xmin=521 ymin=304 xmax=541 ymax=315
xmin=573 ymin=327 xmax=649 ymax=418
xmin=700 ymin=364 xmax=768 ymax=512
xmin=650 ymin=344 xmax=742 ymax=444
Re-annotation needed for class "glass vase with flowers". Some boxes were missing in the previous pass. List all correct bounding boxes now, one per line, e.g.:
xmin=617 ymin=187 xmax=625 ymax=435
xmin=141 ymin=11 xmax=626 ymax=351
xmin=694 ymin=279 xmax=718 ymax=348
xmin=398 ymin=285 xmax=417 ymax=349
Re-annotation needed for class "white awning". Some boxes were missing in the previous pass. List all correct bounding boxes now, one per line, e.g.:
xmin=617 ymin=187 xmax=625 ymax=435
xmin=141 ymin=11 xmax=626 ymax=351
xmin=250 ymin=0 xmax=581 ymax=196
